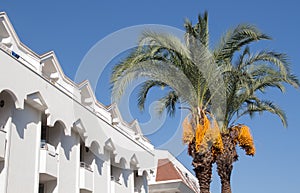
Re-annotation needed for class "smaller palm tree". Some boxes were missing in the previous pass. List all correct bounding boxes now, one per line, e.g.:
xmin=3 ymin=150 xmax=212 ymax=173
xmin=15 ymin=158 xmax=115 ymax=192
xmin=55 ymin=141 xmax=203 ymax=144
xmin=214 ymin=46 xmax=299 ymax=193
xmin=209 ymin=21 xmax=299 ymax=193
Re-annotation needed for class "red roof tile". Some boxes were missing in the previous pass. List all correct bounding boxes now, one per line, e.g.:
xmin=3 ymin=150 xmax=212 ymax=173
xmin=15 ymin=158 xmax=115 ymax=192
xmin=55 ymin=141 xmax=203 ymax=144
xmin=156 ymin=159 xmax=181 ymax=181
xmin=155 ymin=158 xmax=200 ymax=193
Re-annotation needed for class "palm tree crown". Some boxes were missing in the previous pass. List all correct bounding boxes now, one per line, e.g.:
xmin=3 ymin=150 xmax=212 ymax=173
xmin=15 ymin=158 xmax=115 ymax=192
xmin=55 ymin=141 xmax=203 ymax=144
xmin=110 ymin=11 xmax=299 ymax=193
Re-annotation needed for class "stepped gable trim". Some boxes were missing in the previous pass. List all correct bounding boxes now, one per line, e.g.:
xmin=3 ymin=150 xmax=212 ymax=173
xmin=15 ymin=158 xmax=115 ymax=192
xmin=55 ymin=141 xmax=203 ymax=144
xmin=40 ymin=51 xmax=76 ymax=87
xmin=107 ymin=103 xmax=145 ymax=136
xmin=0 ymin=11 xmax=151 ymax=146
xmin=0 ymin=12 xmax=39 ymax=58
xmin=78 ymin=80 xmax=96 ymax=106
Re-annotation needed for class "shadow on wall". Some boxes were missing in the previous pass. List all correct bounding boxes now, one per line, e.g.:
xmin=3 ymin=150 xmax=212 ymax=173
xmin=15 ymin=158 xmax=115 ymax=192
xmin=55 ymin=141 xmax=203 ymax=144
xmin=0 ymin=162 xmax=4 ymax=173
xmin=0 ymin=90 xmax=15 ymax=131
xmin=134 ymin=171 xmax=148 ymax=193
xmin=60 ymin=131 xmax=77 ymax=161
xmin=111 ymin=158 xmax=131 ymax=187
xmin=0 ymin=90 xmax=36 ymax=140
xmin=46 ymin=121 xmax=74 ymax=160
xmin=88 ymin=141 xmax=107 ymax=175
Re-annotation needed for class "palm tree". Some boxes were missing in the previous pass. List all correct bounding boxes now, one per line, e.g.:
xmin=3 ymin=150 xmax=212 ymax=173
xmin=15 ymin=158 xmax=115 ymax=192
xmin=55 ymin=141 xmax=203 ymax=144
xmin=211 ymin=27 xmax=300 ymax=193
xmin=110 ymin=12 xmax=299 ymax=193
xmin=184 ymin=14 xmax=299 ymax=193
xmin=111 ymin=21 xmax=222 ymax=193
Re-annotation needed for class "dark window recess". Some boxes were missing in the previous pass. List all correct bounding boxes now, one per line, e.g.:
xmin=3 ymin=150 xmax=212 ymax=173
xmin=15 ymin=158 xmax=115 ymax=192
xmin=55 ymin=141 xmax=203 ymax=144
xmin=38 ymin=184 xmax=44 ymax=193
xmin=80 ymin=142 xmax=84 ymax=162
xmin=11 ymin=51 xmax=20 ymax=59
xmin=41 ymin=126 xmax=48 ymax=141
xmin=0 ymin=100 xmax=4 ymax=108
xmin=41 ymin=113 xmax=48 ymax=143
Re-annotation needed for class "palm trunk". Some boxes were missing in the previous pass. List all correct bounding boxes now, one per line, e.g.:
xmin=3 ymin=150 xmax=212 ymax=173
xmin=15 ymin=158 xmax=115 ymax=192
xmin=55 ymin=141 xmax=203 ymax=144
xmin=216 ymin=133 xmax=238 ymax=193
xmin=221 ymin=180 xmax=232 ymax=193
xmin=193 ymin=160 xmax=213 ymax=193
xmin=189 ymin=142 xmax=214 ymax=193
xmin=217 ymin=158 xmax=232 ymax=193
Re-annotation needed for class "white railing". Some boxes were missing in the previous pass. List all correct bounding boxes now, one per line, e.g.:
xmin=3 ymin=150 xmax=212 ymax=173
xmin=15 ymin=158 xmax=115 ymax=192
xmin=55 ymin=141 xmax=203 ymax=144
xmin=39 ymin=143 xmax=58 ymax=179
xmin=0 ymin=129 xmax=6 ymax=160
xmin=110 ymin=175 xmax=122 ymax=185
xmin=134 ymin=187 xmax=139 ymax=193
xmin=0 ymin=43 xmax=11 ymax=55
xmin=80 ymin=161 xmax=93 ymax=172
xmin=110 ymin=176 xmax=116 ymax=193
xmin=79 ymin=163 xmax=94 ymax=192
xmin=40 ymin=141 xmax=57 ymax=157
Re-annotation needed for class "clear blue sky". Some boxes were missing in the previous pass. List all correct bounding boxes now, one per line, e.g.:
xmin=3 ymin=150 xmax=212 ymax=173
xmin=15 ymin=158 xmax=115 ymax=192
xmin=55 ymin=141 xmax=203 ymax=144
xmin=1 ymin=1 xmax=300 ymax=193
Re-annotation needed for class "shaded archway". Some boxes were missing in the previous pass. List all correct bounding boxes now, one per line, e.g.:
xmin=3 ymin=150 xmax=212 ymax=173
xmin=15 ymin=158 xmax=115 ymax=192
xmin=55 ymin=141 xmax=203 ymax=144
xmin=0 ymin=90 xmax=16 ymax=130
xmin=0 ymin=89 xmax=17 ymax=173
xmin=133 ymin=170 xmax=149 ymax=193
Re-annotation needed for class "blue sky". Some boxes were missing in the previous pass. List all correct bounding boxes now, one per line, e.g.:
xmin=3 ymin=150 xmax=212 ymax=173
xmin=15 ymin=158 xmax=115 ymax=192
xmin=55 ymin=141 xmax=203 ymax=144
xmin=1 ymin=1 xmax=300 ymax=192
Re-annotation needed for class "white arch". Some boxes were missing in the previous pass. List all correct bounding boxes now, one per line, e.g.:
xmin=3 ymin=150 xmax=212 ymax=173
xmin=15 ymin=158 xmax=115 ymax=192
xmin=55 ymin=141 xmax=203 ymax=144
xmin=0 ymin=89 xmax=22 ymax=109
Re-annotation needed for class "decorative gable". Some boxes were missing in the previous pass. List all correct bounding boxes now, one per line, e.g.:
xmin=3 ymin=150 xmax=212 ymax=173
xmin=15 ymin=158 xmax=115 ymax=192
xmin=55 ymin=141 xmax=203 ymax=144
xmin=73 ymin=119 xmax=87 ymax=139
xmin=130 ymin=120 xmax=143 ymax=136
xmin=130 ymin=154 xmax=139 ymax=167
xmin=107 ymin=103 xmax=123 ymax=125
xmin=0 ymin=12 xmax=40 ymax=71
xmin=0 ymin=14 xmax=14 ymax=50
xmin=25 ymin=91 xmax=48 ymax=111
xmin=40 ymin=52 xmax=62 ymax=83
xmin=78 ymin=80 xmax=96 ymax=109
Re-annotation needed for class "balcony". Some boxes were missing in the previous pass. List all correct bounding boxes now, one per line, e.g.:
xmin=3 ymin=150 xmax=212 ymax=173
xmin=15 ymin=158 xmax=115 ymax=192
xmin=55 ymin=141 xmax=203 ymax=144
xmin=79 ymin=162 xmax=93 ymax=192
xmin=110 ymin=176 xmax=116 ymax=193
xmin=0 ymin=129 xmax=6 ymax=161
xmin=39 ymin=141 xmax=58 ymax=182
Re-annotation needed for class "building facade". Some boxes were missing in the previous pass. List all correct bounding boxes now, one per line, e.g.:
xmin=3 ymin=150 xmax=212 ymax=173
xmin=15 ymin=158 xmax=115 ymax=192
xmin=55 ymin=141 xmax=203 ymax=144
xmin=0 ymin=12 xmax=199 ymax=193
xmin=149 ymin=150 xmax=199 ymax=193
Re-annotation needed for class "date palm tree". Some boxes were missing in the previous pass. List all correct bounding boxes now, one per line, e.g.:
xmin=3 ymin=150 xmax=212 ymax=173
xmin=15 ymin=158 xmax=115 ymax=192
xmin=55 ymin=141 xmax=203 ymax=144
xmin=111 ymin=22 xmax=222 ymax=193
xmin=110 ymin=12 xmax=299 ymax=193
xmin=212 ymin=28 xmax=300 ymax=193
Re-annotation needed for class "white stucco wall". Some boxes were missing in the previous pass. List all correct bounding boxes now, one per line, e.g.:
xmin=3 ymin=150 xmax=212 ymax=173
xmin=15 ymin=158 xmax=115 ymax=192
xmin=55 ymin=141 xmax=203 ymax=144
xmin=0 ymin=91 xmax=14 ymax=193
xmin=7 ymin=103 xmax=41 ymax=193
xmin=57 ymin=130 xmax=80 ymax=193
xmin=0 ymin=12 xmax=163 ymax=193
xmin=0 ymin=21 xmax=155 ymax=193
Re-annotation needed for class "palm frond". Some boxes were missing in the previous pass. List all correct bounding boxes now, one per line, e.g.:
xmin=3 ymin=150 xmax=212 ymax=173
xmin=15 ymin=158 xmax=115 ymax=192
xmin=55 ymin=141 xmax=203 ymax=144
xmin=137 ymin=80 xmax=167 ymax=111
xmin=155 ymin=90 xmax=179 ymax=117
xmin=234 ymin=100 xmax=287 ymax=127
xmin=214 ymin=24 xmax=271 ymax=63
xmin=140 ymin=31 xmax=191 ymax=60
xmin=243 ymin=50 xmax=290 ymax=77
xmin=111 ymin=59 xmax=197 ymax=107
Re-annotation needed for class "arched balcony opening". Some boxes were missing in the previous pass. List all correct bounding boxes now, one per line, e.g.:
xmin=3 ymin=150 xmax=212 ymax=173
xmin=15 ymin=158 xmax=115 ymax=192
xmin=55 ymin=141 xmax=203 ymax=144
xmin=39 ymin=118 xmax=65 ymax=192
xmin=40 ymin=115 xmax=63 ymax=154
xmin=0 ymin=90 xmax=16 ymax=163
xmin=79 ymin=137 xmax=94 ymax=193
xmin=134 ymin=170 xmax=149 ymax=193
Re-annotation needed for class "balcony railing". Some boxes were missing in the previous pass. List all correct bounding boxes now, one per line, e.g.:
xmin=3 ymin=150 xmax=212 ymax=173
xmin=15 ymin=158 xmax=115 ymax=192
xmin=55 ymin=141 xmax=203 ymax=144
xmin=80 ymin=161 xmax=93 ymax=172
xmin=39 ymin=142 xmax=58 ymax=182
xmin=110 ymin=176 xmax=121 ymax=185
xmin=134 ymin=187 xmax=139 ymax=193
xmin=40 ymin=139 xmax=48 ymax=149
xmin=79 ymin=162 xmax=93 ymax=192
xmin=110 ymin=176 xmax=116 ymax=193
xmin=0 ymin=129 xmax=6 ymax=161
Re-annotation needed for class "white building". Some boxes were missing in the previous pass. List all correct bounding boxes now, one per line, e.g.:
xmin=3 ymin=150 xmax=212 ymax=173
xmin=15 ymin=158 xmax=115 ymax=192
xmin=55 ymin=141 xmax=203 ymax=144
xmin=149 ymin=150 xmax=199 ymax=193
xmin=0 ymin=12 xmax=199 ymax=193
